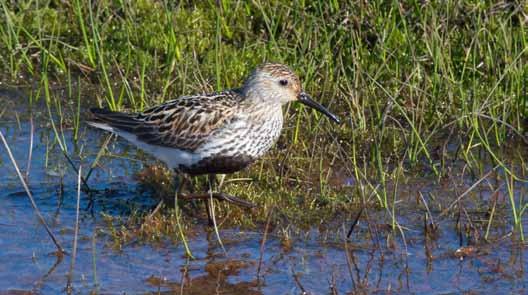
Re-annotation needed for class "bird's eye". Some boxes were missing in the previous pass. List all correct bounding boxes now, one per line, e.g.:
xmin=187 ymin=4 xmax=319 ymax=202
xmin=279 ymin=79 xmax=288 ymax=86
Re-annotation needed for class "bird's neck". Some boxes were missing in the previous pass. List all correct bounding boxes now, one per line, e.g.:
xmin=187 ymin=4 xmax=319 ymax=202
xmin=243 ymin=101 xmax=283 ymax=123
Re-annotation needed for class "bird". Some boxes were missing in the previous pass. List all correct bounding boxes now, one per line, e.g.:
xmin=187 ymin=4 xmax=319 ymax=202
xmin=88 ymin=63 xmax=340 ymax=223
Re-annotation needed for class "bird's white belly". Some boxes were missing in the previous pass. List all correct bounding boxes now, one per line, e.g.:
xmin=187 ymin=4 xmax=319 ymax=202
xmin=92 ymin=123 xmax=202 ymax=170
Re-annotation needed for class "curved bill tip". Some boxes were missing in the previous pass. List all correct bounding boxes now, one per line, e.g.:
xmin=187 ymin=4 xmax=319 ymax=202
xmin=298 ymin=92 xmax=341 ymax=124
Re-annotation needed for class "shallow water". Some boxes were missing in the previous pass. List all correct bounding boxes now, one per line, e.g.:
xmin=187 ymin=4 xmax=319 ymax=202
xmin=0 ymin=93 xmax=527 ymax=294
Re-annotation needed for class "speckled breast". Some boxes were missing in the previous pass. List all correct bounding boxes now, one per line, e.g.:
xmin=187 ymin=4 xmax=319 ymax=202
xmin=178 ymin=108 xmax=284 ymax=175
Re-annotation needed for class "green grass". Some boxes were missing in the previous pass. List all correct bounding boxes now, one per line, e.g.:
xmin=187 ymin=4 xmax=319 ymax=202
xmin=0 ymin=1 xmax=527 ymax=241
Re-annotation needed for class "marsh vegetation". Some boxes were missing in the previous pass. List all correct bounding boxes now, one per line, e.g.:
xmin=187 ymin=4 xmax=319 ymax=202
xmin=0 ymin=1 xmax=527 ymax=293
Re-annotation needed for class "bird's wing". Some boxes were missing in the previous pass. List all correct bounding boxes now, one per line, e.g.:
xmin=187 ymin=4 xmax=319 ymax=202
xmin=89 ymin=90 xmax=244 ymax=152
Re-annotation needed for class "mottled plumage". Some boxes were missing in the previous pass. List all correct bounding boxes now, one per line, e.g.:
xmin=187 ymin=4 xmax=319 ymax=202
xmin=89 ymin=63 xmax=339 ymax=176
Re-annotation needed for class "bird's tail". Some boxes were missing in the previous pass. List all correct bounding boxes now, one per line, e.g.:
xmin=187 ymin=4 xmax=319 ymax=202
xmin=88 ymin=108 xmax=139 ymax=133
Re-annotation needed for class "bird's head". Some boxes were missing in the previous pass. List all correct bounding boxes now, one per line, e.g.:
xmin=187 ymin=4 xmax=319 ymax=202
xmin=242 ymin=63 xmax=340 ymax=123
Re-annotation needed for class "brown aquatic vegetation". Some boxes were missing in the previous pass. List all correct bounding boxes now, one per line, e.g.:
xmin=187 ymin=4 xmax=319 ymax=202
xmin=146 ymin=259 xmax=260 ymax=294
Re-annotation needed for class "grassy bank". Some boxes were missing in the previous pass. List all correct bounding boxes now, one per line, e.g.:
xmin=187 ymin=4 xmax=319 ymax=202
xmin=0 ymin=1 xmax=527 ymax=242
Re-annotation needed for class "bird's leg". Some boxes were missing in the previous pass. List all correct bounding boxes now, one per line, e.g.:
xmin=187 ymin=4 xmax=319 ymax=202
xmin=177 ymin=174 xmax=188 ymax=195
xmin=177 ymin=174 xmax=257 ymax=225
xmin=178 ymin=174 xmax=194 ymax=194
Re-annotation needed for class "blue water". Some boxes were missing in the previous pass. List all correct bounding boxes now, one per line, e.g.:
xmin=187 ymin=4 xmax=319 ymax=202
xmin=0 ymin=94 xmax=527 ymax=294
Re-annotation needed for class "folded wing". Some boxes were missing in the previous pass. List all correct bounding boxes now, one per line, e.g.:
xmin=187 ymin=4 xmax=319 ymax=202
xmin=89 ymin=91 xmax=244 ymax=152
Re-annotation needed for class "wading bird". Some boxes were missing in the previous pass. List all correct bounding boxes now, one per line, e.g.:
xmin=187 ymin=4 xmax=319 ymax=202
xmin=89 ymin=63 xmax=340 ymax=224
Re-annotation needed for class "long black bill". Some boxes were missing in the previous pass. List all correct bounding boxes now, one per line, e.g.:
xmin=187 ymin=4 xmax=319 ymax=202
xmin=298 ymin=92 xmax=340 ymax=124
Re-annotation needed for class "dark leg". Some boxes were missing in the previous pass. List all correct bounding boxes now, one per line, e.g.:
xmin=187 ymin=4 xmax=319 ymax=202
xmin=178 ymin=174 xmax=191 ymax=193
xmin=205 ymin=198 xmax=213 ymax=226
xmin=176 ymin=175 xmax=188 ymax=198
xmin=173 ymin=174 xmax=256 ymax=225
xmin=184 ymin=173 xmax=256 ymax=208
